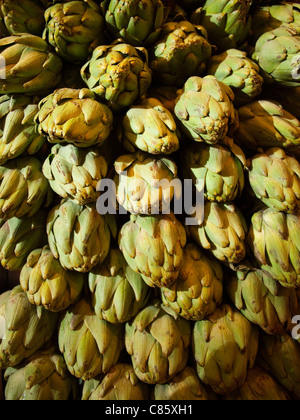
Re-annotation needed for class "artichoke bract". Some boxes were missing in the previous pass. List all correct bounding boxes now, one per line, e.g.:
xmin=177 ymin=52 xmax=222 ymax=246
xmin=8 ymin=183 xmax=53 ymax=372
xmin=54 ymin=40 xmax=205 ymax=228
xmin=100 ymin=0 xmax=170 ymax=47
xmin=206 ymin=49 xmax=264 ymax=107
xmin=81 ymin=43 xmax=152 ymax=111
xmin=192 ymin=304 xmax=259 ymax=395
xmin=114 ymin=151 xmax=180 ymax=215
xmin=58 ymin=297 xmax=124 ymax=381
xmin=161 ymin=243 xmax=223 ymax=321
xmin=226 ymin=269 xmax=299 ymax=336
xmin=47 ymin=199 xmax=113 ymax=273
xmin=0 ymin=286 xmax=58 ymax=369
xmin=190 ymin=202 xmax=247 ymax=265
xmin=121 ymin=97 xmax=180 ymax=155
xmin=119 ymin=213 xmax=187 ymax=288
xmin=149 ymin=20 xmax=212 ymax=87
xmin=125 ymin=302 xmax=191 ymax=385
xmin=0 ymin=34 xmax=63 ymax=95
xmin=247 ymin=208 xmax=300 ymax=289
xmin=248 ymin=148 xmax=300 ymax=214
xmin=4 ymin=348 xmax=78 ymax=400
xmin=42 ymin=144 xmax=108 ymax=205
xmin=174 ymin=76 xmax=237 ymax=145
xmin=44 ymin=1 xmax=106 ymax=63
xmin=20 ymin=245 xmax=85 ymax=313
xmin=82 ymin=364 xmax=149 ymax=400
xmin=89 ymin=248 xmax=151 ymax=324
xmin=0 ymin=156 xmax=53 ymax=219
xmin=182 ymin=138 xmax=245 ymax=203
xmin=35 ymin=88 xmax=113 ymax=148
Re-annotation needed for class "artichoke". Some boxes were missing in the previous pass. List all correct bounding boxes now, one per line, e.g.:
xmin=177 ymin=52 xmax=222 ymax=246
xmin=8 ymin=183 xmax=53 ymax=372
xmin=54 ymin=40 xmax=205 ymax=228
xmin=161 ymin=243 xmax=223 ymax=321
xmin=174 ymin=75 xmax=238 ymax=145
xmin=206 ymin=49 xmax=264 ymax=107
xmin=44 ymin=1 xmax=106 ymax=63
xmin=35 ymin=88 xmax=113 ymax=148
xmin=248 ymin=147 xmax=300 ymax=214
xmin=119 ymin=213 xmax=187 ymax=288
xmin=0 ymin=34 xmax=63 ymax=95
xmin=20 ymin=245 xmax=85 ymax=312
xmin=47 ymin=198 xmax=114 ymax=273
xmin=182 ymin=138 xmax=245 ymax=203
xmin=125 ymin=301 xmax=191 ymax=385
xmin=42 ymin=144 xmax=108 ymax=205
xmin=192 ymin=304 xmax=259 ymax=395
xmin=190 ymin=201 xmax=247 ymax=265
xmin=226 ymin=269 xmax=299 ymax=335
xmin=89 ymin=248 xmax=151 ymax=324
xmin=114 ymin=151 xmax=179 ymax=215
xmin=0 ymin=156 xmax=53 ymax=219
xmin=82 ymin=364 xmax=149 ymax=400
xmin=4 ymin=348 xmax=77 ymax=400
xmin=247 ymin=208 xmax=300 ymax=289
xmin=121 ymin=97 xmax=180 ymax=155
xmin=149 ymin=20 xmax=212 ymax=87
xmin=263 ymin=85 xmax=300 ymax=120
xmin=58 ymin=297 xmax=124 ymax=381
xmin=99 ymin=0 xmax=170 ymax=47
xmin=0 ymin=285 xmax=58 ymax=369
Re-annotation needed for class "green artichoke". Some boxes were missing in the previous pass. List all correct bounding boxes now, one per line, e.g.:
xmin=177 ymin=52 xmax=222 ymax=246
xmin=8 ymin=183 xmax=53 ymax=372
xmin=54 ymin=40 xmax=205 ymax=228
xmin=149 ymin=20 xmax=212 ymax=87
xmin=252 ymin=26 xmax=300 ymax=87
xmin=121 ymin=97 xmax=180 ymax=155
xmin=89 ymin=248 xmax=151 ymax=324
xmin=161 ymin=243 xmax=223 ymax=321
xmin=248 ymin=147 xmax=300 ymax=214
xmin=42 ymin=144 xmax=108 ymax=205
xmin=100 ymin=0 xmax=170 ymax=47
xmin=114 ymin=151 xmax=179 ymax=215
xmin=35 ymin=88 xmax=113 ymax=148
xmin=206 ymin=49 xmax=264 ymax=107
xmin=174 ymin=75 xmax=238 ymax=144
xmin=47 ymin=198 xmax=114 ymax=273
xmin=0 ymin=95 xmax=46 ymax=165
xmin=0 ymin=34 xmax=63 ymax=95
xmin=192 ymin=304 xmax=259 ymax=395
xmin=182 ymin=138 xmax=245 ymax=203
xmin=58 ymin=297 xmax=124 ymax=381
xmin=119 ymin=213 xmax=187 ymax=288
xmin=80 ymin=43 xmax=152 ymax=111
xmin=0 ymin=210 xmax=47 ymax=271
xmin=234 ymin=100 xmax=300 ymax=153
xmin=0 ymin=285 xmax=58 ymax=369
xmin=44 ymin=1 xmax=106 ymax=63
xmin=226 ymin=269 xmax=299 ymax=335
xmin=190 ymin=201 xmax=247 ymax=265
xmin=247 ymin=208 xmax=300 ymax=289
xmin=4 ymin=348 xmax=78 ymax=400
xmin=20 ymin=245 xmax=85 ymax=312
xmin=125 ymin=301 xmax=191 ymax=385
xmin=82 ymin=364 xmax=149 ymax=400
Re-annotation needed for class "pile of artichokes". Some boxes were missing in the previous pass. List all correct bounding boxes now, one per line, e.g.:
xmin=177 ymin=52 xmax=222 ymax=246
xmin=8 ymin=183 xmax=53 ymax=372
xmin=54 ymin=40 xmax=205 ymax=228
xmin=1 ymin=0 xmax=300 ymax=401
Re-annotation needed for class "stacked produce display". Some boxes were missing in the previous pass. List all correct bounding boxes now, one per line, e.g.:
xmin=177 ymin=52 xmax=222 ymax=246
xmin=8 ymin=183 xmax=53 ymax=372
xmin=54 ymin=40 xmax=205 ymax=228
xmin=1 ymin=0 xmax=300 ymax=401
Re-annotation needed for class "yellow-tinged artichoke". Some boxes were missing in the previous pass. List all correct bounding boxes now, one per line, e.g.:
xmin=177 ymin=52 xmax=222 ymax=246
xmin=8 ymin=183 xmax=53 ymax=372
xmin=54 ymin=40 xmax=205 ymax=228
xmin=119 ymin=213 xmax=187 ymax=288
xmin=82 ymin=364 xmax=150 ymax=400
xmin=125 ymin=301 xmax=191 ymax=385
xmin=192 ymin=304 xmax=259 ymax=395
xmin=114 ymin=151 xmax=180 ymax=215
xmin=47 ymin=199 xmax=115 ymax=273
xmin=121 ymin=97 xmax=180 ymax=155
xmin=58 ymin=297 xmax=124 ymax=381
xmin=20 ymin=245 xmax=85 ymax=312
xmin=35 ymin=88 xmax=113 ymax=148
xmin=161 ymin=243 xmax=223 ymax=321
xmin=0 ymin=285 xmax=58 ymax=369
